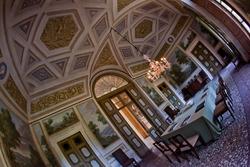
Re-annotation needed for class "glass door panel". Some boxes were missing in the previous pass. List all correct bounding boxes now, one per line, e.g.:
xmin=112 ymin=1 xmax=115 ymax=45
xmin=119 ymin=107 xmax=149 ymax=139
xmin=119 ymin=92 xmax=131 ymax=104
xmin=127 ymin=103 xmax=152 ymax=130
xmin=111 ymin=91 xmax=153 ymax=141
xmin=111 ymin=97 xmax=124 ymax=109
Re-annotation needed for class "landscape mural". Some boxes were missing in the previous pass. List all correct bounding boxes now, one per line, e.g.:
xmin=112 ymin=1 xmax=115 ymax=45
xmin=136 ymin=77 xmax=165 ymax=106
xmin=43 ymin=109 xmax=79 ymax=135
xmin=166 ymin=48 xmax=197 ymax=86
xmin=77 ymin=100 xmax=119 ymax=148
xmin=191 ymin=20 xmax=219 ymax=47
xmin=0 ymin=99 xmax=45 ymax=167
xmin=179 ymin=30 xmax=196 ymax=50
xmin=33 ymin=123 xmax=58 ymax=167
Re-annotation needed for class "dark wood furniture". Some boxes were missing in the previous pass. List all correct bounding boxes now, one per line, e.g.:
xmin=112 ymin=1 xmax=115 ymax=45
xmin=112 ymin=148 xmax=139 ymax=167
xmin=164 ymin=106 xmax=179 ymax=120
xmin=214 ymin=97 xmax=235 ymax=129
xmin=153 ymin=140 xmax=180 ymax=163
xmin=168 ymin=134 xmax=201 ymax=160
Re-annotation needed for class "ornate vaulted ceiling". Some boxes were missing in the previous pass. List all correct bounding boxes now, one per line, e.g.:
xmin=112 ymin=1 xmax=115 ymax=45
xmin=2 ymin=0 xmax=188 ymax=117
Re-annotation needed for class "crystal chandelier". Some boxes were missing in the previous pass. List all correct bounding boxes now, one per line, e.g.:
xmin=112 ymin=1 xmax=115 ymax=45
xmin=144 ymin=55 xmax=171 ymax=81
xmin=110 ymin=27 xmax=171 ymax=82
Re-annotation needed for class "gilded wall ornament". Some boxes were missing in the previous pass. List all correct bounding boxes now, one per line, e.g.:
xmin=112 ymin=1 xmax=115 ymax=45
xmin=31 ymin=82 xmax=85 ymax=113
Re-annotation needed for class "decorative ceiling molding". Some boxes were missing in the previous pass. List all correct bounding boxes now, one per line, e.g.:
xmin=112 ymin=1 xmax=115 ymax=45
xmin=3 ymin=0 xmax=182 ymax=104
xmin=51 ymin=57 xmax=69 ymax=75
xmin=85 ymin=7 xmax=105 ymax=24
xmin=24 ymin=50 xmax=41 ymax=72
xmin=77 ymin=34 xmax=94 ymax=51
xmin=0 ymin=49 xmax=2 ymax=58
xmin=114 ymin=16 xmax=127 ymax=34
xmin=3 ymin=75 xmax=27 ymax=112
xmin=28 ymin=65 xmax=57 ymax=83
xmin=14 ymin=40 xmax=25 ymax=64
xmin=167 ymin=0 xmax=188 ymax=13
xmin=119 ymin=46 xmax=134 ymax=59
xmin=134 ymin=19 xmax=153 ymax=39
xmin=13 ymin=15 xmax=37 ymax=41
xmin=171 ymin=15 xmax=189 ymax=37
xmin=81 ymin=0 xmax=106 ymax=4
xmin=92 ymin=13 xmax=109 ymax=42
xmin=138 ymin=1 xmax=161 ymax=11
xmin=70 ymin=52 xmax=92 ymax=74
xmin=129 ymin=61 xmax=149 ymax=75
xmin=33 ymin=9 xmax=84 ymax=58
xmin=117 ymin=0 xmax=135 ymax=12
xmin=131 ymin=12 xmax=142 ymax=24
xmin=40 ymin=15 xmax=79 ymax=50
xmin=18 ymin=0 xmax=45 ymax=11
xmin=93 ymin=42 xmax=118 ymax=71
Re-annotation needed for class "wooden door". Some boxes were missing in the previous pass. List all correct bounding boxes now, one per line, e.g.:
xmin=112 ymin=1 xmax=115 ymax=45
xmin=58 ymin=132 xmax=104 ymax=167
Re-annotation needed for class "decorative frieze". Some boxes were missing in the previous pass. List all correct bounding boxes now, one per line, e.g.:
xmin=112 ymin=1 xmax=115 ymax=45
xmin=31 ymin=82 xmax=85 ymax=113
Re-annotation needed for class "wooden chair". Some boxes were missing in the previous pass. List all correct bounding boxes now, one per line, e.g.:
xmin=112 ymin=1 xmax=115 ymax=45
xmin=164 ymin=106 xmax=178 ymax=120
xmin=214 ymin=97 xmax=235 ymax=129
xmin=153 ymin=140 xmax=180 ymax=163
xmin=153 ymin=130 xmax=181 ymax=163
xmin=168 ymin=134 xmax=202 ymax=160
xmin=112 ymin=148 xmax=139 ymax=167
xmin=218 ymin=75 xmax=232 ymax=102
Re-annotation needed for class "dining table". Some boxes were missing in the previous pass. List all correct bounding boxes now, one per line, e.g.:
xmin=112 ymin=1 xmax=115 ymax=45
xmin=161 ymin=79 xmax=221 ymax=144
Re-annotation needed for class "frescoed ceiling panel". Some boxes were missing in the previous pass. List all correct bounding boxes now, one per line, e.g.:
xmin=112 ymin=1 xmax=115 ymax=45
xmin=2 ymin=0 xmax=187 ymax=115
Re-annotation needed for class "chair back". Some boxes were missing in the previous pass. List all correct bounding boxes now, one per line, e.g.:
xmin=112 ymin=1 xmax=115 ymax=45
xmin=112 ymin=148 xmax=132 ymax=166
xmin=169 ymin=134 xmax=192 ymax=149
xmin=164 ymin=106 xmax=178 ymax=120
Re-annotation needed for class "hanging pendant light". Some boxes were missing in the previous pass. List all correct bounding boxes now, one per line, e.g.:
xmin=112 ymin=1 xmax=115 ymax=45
xmin=111 ymin=27 xmax=171 ymax=82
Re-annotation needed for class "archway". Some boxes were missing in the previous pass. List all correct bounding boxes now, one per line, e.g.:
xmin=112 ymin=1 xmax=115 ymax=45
xmin=92 ymin=73 xmax=168 ymax=157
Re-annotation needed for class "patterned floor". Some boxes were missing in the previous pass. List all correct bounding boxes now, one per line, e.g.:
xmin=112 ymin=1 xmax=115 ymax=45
xmin=140 ymin=63 xmax=250 ymax=167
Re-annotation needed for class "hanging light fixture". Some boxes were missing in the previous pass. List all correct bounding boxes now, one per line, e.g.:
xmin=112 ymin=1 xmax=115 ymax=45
xmin=110 ymin=27 xmax=171 ymax=82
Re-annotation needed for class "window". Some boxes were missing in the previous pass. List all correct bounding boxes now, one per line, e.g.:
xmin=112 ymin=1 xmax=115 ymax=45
xmin=94 ymin=75 xmax=128 ymax=98
xmin=215 ymin=0 xmax=250 ymax=34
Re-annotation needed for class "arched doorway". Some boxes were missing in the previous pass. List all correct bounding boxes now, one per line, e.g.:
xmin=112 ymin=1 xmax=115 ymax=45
xmin=93 ymin=73 xmax=168 ymax=157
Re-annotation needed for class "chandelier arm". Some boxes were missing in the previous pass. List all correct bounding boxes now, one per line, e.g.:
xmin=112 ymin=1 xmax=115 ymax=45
xmin=110 ymin=27 xmax=144 ymax=56
xmin=109 ymin=28 xmax=171 ymax=82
